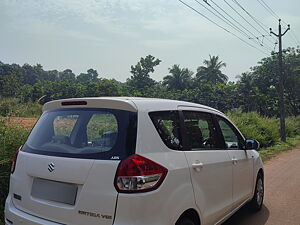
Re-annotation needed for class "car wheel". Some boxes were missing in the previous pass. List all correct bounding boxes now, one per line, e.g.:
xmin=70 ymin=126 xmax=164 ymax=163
xmin=176 ymin=217 xmax=196 ymax=225
xmin=250 ymin=173 xmax=264 ymax=211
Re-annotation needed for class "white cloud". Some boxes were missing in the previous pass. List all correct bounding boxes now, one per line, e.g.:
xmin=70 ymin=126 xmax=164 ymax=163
xmin=26 ymin=19 xmax=106 ymax=44
xmin=2 ymin=0 xmax=170 ymax=39
xmin=1 ymin=0 xmax=299 ymax=82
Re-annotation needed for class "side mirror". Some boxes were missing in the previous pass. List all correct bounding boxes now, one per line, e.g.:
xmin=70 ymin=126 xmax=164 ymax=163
xmin=245 ymin=139 xmax=260 ymax=150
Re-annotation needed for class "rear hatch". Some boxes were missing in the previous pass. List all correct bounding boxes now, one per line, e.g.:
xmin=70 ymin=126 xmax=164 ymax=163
xmin=10 ymin=103 xmax=137 ymax=225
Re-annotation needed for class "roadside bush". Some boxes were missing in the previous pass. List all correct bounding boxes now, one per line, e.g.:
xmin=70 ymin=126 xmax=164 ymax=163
xmin=286 ymin=116 xmax=300 ymax=137
xmin=0 ymin=98 xmax=41 ymax=118
xmin=227 ymin=110 xmax=300 ymax=148
xmin=0 ymin=118 xmax=30 ymax=223
xmin=227 ymin=110 xmax=279 ymax=147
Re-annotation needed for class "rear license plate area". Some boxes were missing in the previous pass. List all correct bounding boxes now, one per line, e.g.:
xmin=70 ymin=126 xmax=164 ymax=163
xmin=31 ymin=178 xmax=78 ymax=205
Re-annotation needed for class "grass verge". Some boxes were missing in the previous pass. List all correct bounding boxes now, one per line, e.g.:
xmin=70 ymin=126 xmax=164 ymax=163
xmin=259 ymin=135 xmax=300 ymax=162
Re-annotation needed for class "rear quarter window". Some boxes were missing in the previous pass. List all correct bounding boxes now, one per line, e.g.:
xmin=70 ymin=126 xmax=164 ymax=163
xmin=149 ymin=111 xmax=182 ymax=150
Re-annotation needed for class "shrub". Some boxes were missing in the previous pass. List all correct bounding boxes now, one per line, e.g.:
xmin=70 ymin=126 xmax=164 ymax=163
xmin=286 ymin=116 xmax=300 ymax=137
xmin=227 ymin=110 xmax=279 ymax=147
xmin=0 ymin=98 xmax=41 ymax=118
xmin=227 ymin=110 xmax=300 ymax=148
xmin=0 ymin=118 xmax=30 ymax=223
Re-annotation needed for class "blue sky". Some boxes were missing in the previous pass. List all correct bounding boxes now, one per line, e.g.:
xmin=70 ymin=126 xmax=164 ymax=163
xmin=0 ymin=0 xmax=299 ymax=82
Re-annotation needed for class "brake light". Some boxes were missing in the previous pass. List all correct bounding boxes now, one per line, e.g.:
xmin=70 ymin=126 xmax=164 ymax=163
xmin=114 ymin=155 xmax=168 ymax=193
xmin=61 ymin=101 xmax=87 ymax=106
xmin=11 ymin=146 xmax=22 ymax=174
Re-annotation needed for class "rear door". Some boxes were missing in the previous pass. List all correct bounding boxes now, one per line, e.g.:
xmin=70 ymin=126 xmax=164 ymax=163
xmin=216 ymin=116 xmax=254 ymax=208
xmin=179 ymin=109 xmax=233 ymax=225
xmin=10 ymin=108 xmax=137 ymax=225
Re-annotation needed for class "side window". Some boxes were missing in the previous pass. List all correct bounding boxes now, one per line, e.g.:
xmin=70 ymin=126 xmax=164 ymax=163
xmin=217 ymin=117 xmax=243 ymax=149
xmin=149 ymin=111 xmax=182 ymax=150
xmin=183 ymin=111 xmax=219 ymax=150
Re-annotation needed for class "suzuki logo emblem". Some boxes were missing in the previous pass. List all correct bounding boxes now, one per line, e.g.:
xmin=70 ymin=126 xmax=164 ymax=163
xmin=48 ymin=162 xmax=55 ymax=172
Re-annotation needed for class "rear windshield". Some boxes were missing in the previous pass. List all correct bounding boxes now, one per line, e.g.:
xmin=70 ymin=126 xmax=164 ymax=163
xmin=149 ymin=111 xmax=182 ymax=150
xmin=22 ymin=108 xmax=137 ymax=160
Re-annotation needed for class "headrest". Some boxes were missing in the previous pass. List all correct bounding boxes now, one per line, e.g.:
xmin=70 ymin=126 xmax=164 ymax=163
xmin=184 ymin=120 xmax=198 ymax=127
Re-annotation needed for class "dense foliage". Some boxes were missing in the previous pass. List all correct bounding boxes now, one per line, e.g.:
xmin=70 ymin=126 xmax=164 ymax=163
xmin=0 ymin=98 xmax=41 ymax=117
xmin=230 ymin=111 xmax=300 ymax=147
xmin=0 ymin=48 xmax=299 ymax=117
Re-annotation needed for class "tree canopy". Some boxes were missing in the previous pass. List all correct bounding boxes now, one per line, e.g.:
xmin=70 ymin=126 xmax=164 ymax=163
xmin=163 ymin=65 xmax=193 ymax=90
xmin=0 ymin=49 xmax=299 ymax=117
xmin=196 ymin=55 xmax=228 ymax=85
xmin=126 ymin=55 xmax=161 ymax=91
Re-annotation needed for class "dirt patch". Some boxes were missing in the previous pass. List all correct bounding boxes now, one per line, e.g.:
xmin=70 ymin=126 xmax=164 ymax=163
xmin=2 ymin=117 xmax=37 ymax=129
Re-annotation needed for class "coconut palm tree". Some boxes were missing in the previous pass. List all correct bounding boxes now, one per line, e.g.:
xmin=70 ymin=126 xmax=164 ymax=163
xmin=196 ymin=55 xmax=228 ymax=84
xmin=163 ymin=65 xmax=193 ymax=90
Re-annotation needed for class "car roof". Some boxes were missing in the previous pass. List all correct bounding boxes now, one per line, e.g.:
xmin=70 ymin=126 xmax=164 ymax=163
xmin=43 ymin=97 xmax=224 ymax=115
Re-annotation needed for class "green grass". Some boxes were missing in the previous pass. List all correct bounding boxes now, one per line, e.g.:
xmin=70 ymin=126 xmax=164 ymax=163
xmin=259 ymin=135 xmax=300 ymax=162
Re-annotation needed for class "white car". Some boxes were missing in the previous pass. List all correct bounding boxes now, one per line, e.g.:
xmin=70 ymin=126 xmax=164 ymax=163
xmin=5 ymin=97 xmax=264 ymax=225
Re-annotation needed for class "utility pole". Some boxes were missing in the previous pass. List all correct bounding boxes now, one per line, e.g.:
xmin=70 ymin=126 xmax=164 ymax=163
xmin=270 ymin=19 xmax=290 ymax=142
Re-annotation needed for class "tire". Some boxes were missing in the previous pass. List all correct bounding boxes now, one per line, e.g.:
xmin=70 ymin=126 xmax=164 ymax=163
xmin=175 ymin=217 xmax=196 ymax=225
xmin=249 ymin=173 xmax=264 ymax=212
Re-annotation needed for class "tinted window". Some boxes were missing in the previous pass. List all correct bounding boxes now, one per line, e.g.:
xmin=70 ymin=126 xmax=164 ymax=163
xmin=23 ymin=108 xmax=137 ymax=160
xmin=183 ymin=111 xmax=219 ymax=150
xmin=149 ymin=111 xmax=182 ymax=150
xmin=217 ymin=116 xmax=244 ymax=149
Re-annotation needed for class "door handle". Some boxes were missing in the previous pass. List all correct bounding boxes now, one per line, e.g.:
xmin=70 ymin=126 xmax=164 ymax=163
xmin=232 ymin=158 xmax=238 ymax=165
xmin=192 ymin=162 xmax=204 ymax=172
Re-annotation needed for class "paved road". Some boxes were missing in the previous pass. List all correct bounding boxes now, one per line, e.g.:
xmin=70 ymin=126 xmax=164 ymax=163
xmin=223 ymin=146 xmax=300 ymax=225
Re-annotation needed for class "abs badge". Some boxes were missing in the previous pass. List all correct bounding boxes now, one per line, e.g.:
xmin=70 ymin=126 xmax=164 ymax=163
xmin=48 ymin=162 xmax=55 ymax=172
xmin=111 ymin=156 xmax=120 ymax=160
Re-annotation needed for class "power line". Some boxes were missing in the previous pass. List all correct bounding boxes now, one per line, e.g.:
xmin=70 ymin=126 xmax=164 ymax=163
xmin=208 ymin=0 xmax=274 ymax=50
xmin=256 ymin=0 xmax=290 ymax=29
xmin=249 ymin=34 xmax=274 ymax=47
xmin=222 ymin=0 xmax=274 ymax=45
xmin=255 ymin=0 xmax=299 ymax=47
xmin=178 ymin=0 xmax=270 ymax=55
xmin=194 ymin=0 xmax=269 ymax=50
xmin=290 ymin=30 xmax=300 ymax=46
xmin=200 ymin=0 xmax=251 ymax=40
xmin=195 ymin=0 xmax=245 ymax=36
xmin=210 ymin=0 xmax=258 ymax=37
xmin=233 ymin=0 xmax=269 ymax=30
xmin=282 ymin=25 xmax=298 ymax=47
xmin=257 ymin=0 xmax=280 ymax=20
xmin=230 ymin=0 xmax=275 ymax=43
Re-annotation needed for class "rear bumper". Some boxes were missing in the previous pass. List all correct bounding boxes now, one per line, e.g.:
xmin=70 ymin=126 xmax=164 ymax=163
xmin=4 ymin=195 xmax=62 ymax=225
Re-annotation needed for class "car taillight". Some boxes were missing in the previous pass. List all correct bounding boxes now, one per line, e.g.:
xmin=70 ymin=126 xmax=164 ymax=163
xmin=114 ymin=155 xmax=168 ymax=193
xmin=11 ymin=146 xmax=22 ymax=174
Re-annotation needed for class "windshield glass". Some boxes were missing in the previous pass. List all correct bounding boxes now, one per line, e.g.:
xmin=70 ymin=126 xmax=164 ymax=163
xmin=22 ymin=108 xmax=137 ymax=160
